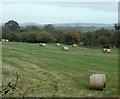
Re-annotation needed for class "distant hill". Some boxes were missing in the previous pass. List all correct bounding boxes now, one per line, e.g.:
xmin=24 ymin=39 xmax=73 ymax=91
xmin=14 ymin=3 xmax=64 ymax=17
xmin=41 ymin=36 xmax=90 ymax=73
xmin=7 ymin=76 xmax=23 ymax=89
xmin=1 ymin=22 xmax=114 ymax=28
xmin=53 ymin=23 xmax=114 ymax=28
xmin=1 ymin=22 xmax=114 ymax=32
xmin=19 ymin=22 xmax=114 ymax=28
xmin=19 ymin=22 xmax=43 ymax=27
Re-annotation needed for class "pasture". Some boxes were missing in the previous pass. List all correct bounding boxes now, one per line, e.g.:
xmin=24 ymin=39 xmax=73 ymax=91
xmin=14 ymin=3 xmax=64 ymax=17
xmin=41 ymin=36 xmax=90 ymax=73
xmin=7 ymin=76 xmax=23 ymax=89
xmin=2 ymin=42 xmax=118 ymax=97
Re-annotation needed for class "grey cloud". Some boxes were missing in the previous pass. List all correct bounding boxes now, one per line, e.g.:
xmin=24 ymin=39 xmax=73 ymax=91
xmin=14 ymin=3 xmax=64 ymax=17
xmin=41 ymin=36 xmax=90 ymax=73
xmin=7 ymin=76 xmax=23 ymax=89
xmin=36 ymin=2 xmax=118 ymax=12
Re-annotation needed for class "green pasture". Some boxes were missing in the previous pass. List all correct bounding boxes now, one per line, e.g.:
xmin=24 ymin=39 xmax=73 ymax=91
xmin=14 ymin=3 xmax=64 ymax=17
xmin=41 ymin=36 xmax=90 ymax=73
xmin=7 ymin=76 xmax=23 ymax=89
xmin=2 ymin=42 xmax=118 ymax=97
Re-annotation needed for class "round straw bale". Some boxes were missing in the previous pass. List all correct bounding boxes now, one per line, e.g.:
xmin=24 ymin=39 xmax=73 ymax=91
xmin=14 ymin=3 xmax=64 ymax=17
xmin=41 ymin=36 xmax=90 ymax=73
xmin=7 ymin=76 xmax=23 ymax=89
xmin=90 ymin=74 xmax=106 ymax=90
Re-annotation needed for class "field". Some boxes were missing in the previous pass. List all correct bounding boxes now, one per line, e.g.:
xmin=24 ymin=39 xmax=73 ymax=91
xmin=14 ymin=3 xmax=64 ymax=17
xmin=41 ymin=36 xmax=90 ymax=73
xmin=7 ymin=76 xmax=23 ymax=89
xmin=2 ymin=42 xmax=118 ymax=97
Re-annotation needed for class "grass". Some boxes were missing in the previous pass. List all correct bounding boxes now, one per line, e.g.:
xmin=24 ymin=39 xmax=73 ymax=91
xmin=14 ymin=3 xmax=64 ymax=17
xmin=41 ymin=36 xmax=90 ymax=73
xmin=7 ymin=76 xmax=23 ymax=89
xmin=2 ymin=42 xmax=118 ymax=97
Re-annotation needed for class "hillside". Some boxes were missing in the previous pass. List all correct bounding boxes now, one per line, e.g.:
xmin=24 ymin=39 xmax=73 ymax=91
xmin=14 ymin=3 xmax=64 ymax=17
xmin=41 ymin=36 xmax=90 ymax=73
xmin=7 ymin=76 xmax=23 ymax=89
xmin=2 ymin=42 xmax=118 ymax=97
xmin=18 ymin=22 xmax=114 ymax=32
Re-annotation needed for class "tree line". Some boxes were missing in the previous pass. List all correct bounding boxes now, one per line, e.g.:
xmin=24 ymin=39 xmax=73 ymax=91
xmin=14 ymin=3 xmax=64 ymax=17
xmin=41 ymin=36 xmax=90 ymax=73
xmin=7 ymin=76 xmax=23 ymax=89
xmin=1 ymin=20 xmax=119 ymax=48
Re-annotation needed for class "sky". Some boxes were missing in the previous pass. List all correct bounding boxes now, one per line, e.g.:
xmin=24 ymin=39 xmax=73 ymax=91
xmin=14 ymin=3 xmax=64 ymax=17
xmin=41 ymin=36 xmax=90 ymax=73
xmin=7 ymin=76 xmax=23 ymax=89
xmin=0 ymin=2 xmax=118 ymax=24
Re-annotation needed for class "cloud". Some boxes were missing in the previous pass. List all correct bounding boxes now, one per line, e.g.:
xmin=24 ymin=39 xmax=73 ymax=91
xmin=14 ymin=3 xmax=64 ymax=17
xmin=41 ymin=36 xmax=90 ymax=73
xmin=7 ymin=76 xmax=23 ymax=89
xmin=37 ymin=2 xmax=118 ymax=12
xmin=1 ymin=2 xmax=118 ymax=24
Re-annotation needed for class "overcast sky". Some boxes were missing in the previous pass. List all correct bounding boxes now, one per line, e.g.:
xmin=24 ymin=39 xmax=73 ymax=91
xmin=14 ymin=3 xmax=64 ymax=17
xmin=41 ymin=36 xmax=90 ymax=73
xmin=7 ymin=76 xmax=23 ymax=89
xmin=0 ymin=2 xmax=118 ymax=24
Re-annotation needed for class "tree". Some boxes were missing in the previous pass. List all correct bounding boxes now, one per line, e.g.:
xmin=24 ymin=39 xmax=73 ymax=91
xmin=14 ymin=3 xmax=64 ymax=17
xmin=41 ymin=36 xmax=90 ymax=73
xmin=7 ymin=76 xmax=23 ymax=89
xmin=2 ymin=26 xmax=12 ymax=40
xmin=92 ymin=28 xmax=114 ymax=47
xmin=43 ymin=24 xmax=57 ymax=35
xmin=115 ymin=24 xmax=120 ymax=30
xmin=5 ymin=20 xmax=20 ymax=31
xmin=97 ymin=36 xmax=109 ymax=47
xmin=81 ymin=32 xmax=93 ymax=47
xmin=54 ymin=29 xmax=65 ymax=43
xmin=114 ymin=24 xmax=120 ymax=47
xmin=65 ymin=29 xmax=80 ymax=44
xmin=35 ymin=31 xmax=55 ymax=43
xmin=20 ymin=25 xmax=41 ymax=32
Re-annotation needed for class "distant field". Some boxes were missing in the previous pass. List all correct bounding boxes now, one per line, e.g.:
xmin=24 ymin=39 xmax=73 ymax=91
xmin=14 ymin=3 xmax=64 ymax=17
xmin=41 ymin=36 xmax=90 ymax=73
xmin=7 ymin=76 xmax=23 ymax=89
xmin=2 ymin=42 xmax=118 ymax=97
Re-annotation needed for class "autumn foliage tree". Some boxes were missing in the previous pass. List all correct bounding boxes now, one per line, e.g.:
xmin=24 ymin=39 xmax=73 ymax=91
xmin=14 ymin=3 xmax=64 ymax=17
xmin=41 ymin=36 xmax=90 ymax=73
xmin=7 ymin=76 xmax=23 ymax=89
xmin=35 ymin=31 xmax=55 ymax=43
xmin=65 ymin=29 xmax=80 ymax=44
xmin=2 ymin=20 xmax=119 ymax=48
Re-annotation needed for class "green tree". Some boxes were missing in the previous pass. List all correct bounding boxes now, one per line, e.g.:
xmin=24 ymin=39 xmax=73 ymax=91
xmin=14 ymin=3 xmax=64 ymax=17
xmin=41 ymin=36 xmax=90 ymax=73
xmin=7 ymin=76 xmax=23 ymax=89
xmin=20 ymin=25 xmax=41 ymax=32
xmin=43 ymin=24 xmax=57 ymax=35
xmin=92 ymin=28 xmax=114 ymax=47
xmin=65 ymin=29 xmax=80 ymax=44
xmin=36 ymin=31 xmax=55 ymax=43
xmin=5 ymin=20 xmax=20 ymax=31
xmin=115 ymin=23 xmax=120 ymax=30
xmin=81 ymin=32 xmax=93 ymax=47
xmin=114 ymin=24 xmax=120 ymax=47
xmin=97 ymin=36 xmax=109 ymax=47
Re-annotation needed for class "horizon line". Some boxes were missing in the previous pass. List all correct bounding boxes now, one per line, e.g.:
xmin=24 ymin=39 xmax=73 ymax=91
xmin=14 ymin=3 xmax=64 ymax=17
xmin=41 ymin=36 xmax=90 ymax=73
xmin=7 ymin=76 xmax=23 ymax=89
xmin=1 ymin=21 xmax=116 ymax=25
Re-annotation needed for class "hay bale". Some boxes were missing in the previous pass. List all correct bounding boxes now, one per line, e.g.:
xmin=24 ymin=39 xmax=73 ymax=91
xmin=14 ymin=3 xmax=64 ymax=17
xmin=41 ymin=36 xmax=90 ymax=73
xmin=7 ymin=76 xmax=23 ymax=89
xmin=106 ymin=49 xmax=111 ymax=53
xmin=89 ymin=74 xmax=106 ymax=91
xmin=56 ymin=43 xmax=60 ymax=46
xmin=39 ymin=43 xmax=46 ymax=47
xmin=61 ymin=46 xmax=69 ymax=51
xmin=103 ymin=48 xmax=111 ymax=53
xmin=2 ymin=39 xmax=9 ymax=42
xmin=5 ymin=39 xmax=9 ymax=42
xmin=72 ymin=44 xmax=77 ymax=47
xmin=39 ymin=43 xmax=43 ymax=46
xmin=103 ymin=48 xmax=107 ymax=53
xmin=2 ymin=39 xmax=5 ymax=42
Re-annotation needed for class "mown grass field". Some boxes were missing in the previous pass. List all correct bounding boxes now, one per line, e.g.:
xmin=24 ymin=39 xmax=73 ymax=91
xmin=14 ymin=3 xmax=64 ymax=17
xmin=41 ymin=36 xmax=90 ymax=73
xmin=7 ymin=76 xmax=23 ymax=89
xmin=2 ymin=42 xmax=118 ymax=97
